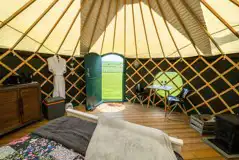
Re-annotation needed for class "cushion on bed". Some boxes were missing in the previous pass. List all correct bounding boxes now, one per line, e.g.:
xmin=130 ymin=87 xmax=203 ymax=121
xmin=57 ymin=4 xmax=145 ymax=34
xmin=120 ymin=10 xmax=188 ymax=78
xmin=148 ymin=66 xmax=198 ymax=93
xmin=33 ymin=116 xmax=97 ymax=156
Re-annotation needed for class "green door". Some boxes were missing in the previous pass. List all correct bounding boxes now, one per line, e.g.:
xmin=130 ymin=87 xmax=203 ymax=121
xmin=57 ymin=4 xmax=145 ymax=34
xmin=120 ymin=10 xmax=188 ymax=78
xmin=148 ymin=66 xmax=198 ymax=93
xmin=84 ymin=53 xmax=102 ymax=110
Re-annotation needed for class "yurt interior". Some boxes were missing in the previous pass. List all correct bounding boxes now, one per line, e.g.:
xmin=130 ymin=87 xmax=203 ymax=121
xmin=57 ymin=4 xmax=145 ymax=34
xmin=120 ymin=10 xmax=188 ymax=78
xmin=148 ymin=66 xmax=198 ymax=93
xmin=0 ymin=0 xmax=239 ymax=159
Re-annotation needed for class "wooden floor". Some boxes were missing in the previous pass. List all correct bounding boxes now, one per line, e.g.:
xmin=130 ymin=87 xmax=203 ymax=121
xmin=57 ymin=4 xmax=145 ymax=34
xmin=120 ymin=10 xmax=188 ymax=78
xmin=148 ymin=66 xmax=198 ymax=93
xmin=0 ymin=102 xmax=223 ymax=160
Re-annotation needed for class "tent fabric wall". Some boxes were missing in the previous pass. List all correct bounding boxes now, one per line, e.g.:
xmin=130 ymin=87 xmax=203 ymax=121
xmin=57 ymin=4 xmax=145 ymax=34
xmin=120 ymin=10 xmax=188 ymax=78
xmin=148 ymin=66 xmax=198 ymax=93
xmin=0 ymin=0 xmax=239 ymax=58
xmin=1 ymin=49 xmax=238 ymax=115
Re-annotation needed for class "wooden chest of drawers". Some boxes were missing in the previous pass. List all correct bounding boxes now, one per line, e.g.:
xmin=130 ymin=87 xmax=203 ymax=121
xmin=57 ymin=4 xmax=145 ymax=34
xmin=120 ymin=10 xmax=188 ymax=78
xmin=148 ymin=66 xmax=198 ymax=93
xmin=0 ymin=82 xmax=42 ymax=136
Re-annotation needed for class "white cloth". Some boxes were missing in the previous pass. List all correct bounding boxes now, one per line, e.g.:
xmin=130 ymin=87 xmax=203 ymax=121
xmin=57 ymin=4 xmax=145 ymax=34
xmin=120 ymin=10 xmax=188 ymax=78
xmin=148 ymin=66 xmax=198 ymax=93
xmin=86 ymin=116 xmax=177 ymax=160
xmin=47 ymin=55 xmax=66 ymax=99
xmin=0 ymin=146 xmax=17 ymax=159
xmin=49 ymin=146 xmax=79 ymax=160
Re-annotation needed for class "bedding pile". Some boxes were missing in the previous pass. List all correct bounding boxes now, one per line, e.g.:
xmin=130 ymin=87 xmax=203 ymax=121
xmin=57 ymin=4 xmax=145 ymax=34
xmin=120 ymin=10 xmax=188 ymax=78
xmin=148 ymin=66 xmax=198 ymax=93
xmin=0 ymin=134 xmax=84 ymax=160
xmin=0 ymin=116 xmax=183 ymax=160
xmin=86 ymin=116 xmax=177 ymax=160
xmin=33 ymin=116 xmax=96 ymax=155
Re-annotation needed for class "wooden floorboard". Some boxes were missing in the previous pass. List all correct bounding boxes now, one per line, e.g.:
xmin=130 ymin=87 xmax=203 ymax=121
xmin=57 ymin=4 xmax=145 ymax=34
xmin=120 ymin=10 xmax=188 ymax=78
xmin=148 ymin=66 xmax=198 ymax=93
xmin=75 ymin=102 xmax=223 ymax=160
xmin=0 ymin=102 xmax=224 ymax=160
xmin=0 ymin=120 xmax=48 ymax=146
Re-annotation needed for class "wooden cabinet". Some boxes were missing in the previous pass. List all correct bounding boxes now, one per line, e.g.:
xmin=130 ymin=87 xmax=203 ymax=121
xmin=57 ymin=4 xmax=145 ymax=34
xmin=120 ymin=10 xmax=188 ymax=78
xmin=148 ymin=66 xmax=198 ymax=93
xmin=0 ymin=83 xmax=42 ymax=136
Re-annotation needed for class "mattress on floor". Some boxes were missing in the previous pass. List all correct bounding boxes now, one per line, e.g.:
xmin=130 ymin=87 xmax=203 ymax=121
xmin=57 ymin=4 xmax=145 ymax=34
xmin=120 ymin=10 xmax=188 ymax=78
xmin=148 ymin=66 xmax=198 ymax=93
xmin=0 ymin=117 xmax=184 ymax=160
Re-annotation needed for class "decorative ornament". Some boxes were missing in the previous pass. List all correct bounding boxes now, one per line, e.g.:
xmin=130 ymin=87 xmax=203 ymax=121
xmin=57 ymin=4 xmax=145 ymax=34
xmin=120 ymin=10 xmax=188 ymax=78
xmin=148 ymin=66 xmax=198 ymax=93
xmin=133 ymin=59 xmax=140 ymax=69
xmin=70 ymin=58 xmax=75 ymax=75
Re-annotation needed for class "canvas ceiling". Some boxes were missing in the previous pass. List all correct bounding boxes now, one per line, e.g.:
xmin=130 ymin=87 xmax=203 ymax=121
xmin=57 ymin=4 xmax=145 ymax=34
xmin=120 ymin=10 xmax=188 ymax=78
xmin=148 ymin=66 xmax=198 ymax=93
xmin=0 ymin=0 xmax=238 ymax=58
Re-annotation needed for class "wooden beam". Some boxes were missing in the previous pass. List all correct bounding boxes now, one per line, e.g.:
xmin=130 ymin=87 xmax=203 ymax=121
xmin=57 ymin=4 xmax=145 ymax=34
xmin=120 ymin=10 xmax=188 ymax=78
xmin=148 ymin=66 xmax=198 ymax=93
xmin=0 ymin=0 xmax=36 ymax=29
xmin=12 ymin=0 xmax=59 ymax=51
xmin=0 ymin=0 xmax=59 ymax=61
xmin=79 ymin=0 xmax=97 ymax=54
xmin=229 ymin=0 xmax=239 ymax=7
xmin=100 ymin=0 xmax=113 ymax=55
xmin=201 ymin=0 xmax=239 ymax=38
xmin=112 ymin=0 xmax=119 ymax=52
xmin=165 ymin=58 xmax=212 ymax=114
xmin=56 ymin=0 xmax=86 ymax=55
xmin=0 ymin=20 xmax=54 ymax=53
xmin=168 ymin=0 xmax=201 ymax=56
xmin=72 ymin=33 xmax=81 ymax=57
xmin=182 ymin=58 xmax=234 ymax=114
xmin=124 ymin=0 xmax=126 ymax=57
xmin=88 ymin=0 xmax=105 ymax=52
xmin=73 ymin=0 xmax=97 ymax=57
xmin=131 ymin=0 xmax=138 ymax=59
xmin=181 ymin=0 xmax=225 ymax=55
xmin=155 ymin=0 xmax=183 ymax=58
xmin=15 ymin=0 xmax=78 ymax=80
xmin=146 ymin=0 xmax=165 ymax=58
xmin=187 ymin=82 xmax=239 ymax=114
xmin=35 ymin=0 xmax=77 ymax=54
xmin=138 ymin=0 xmax=151 ymax=58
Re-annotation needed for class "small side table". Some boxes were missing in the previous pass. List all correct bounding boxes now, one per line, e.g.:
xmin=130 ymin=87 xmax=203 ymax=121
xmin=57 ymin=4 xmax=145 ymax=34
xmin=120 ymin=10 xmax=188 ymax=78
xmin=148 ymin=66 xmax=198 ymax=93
xmin=146 ymin=85 xmax=172 ymax=117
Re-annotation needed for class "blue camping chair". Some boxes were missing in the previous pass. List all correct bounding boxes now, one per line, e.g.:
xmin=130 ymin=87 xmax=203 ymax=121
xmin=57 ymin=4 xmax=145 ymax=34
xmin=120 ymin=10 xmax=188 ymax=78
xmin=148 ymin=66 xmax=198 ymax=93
xmin=166 ymin=88 xmax=190 ymax=118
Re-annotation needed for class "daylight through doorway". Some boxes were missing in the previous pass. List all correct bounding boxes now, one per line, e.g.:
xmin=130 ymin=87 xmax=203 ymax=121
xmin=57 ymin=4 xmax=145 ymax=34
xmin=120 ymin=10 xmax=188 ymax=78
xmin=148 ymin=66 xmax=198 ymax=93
xmin=102 ymin=54 xmax=124 ymax=101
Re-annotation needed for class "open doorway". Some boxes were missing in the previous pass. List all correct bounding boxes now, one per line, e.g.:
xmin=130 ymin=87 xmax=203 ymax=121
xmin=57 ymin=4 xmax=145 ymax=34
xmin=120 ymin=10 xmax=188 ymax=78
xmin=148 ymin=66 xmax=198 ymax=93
xmin=102 ymin=54 xmax=125 ymax=102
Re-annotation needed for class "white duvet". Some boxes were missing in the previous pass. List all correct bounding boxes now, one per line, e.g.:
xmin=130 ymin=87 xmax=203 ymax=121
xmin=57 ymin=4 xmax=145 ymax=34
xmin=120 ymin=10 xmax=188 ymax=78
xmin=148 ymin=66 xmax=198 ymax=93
xmin=85 ymin=116 xmax=177 ymax=160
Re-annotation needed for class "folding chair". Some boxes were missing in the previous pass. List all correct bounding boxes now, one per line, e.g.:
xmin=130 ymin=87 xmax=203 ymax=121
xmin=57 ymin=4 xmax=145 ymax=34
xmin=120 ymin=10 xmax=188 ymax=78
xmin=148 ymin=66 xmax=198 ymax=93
xmin=133 ymin=84 xmax=148 ymax=107
xmin=166 ymin=88 xmax=190 ymax=118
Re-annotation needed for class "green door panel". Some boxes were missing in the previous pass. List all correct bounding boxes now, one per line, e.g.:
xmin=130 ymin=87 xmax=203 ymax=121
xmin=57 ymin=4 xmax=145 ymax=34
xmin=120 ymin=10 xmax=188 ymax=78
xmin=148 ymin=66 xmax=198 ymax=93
xmin=84 ymin=53 xmax=102 ymax=110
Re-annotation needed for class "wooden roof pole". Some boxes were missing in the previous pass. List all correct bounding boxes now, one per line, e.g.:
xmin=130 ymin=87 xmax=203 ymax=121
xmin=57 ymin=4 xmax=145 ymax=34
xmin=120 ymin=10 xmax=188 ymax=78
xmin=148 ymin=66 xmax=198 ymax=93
xmin=0 ymin=20 xmax=54 ymax=53
xmin=11 ymin=0 xmax=59 ymax=51
xmin=112 ymin=0 xmax=119 ymax=52
xmin=72 ymin=0 xmax=98 ymax=57
xmin=0 ymin=0 xmax=37 ymax=29
xmin=138 ymin=0 xmax=151 ymax=59
xmin=71 ymin=33 xmax=81 ymax=57
xmin=131 ymin=0 xmax=139 ymax=59
xmin=80 ymin=0 xmax=98 ymax=52
xmin=88 ymin=0 xmax=105 ymax=52
xmin=201 ymin=0 xmax=239 ymax=39
xmin=5 ymin=1 xmax=80 ymax=87
xmin=56 ymin=0 xmax=87 ymax=55
xmin=167 ymin=0 xmax=201 ymax=56
xmin=146 ymin=0 xmax=165 ymax=58
xmin=100 ymin=0 xmax=113 ymax=55
xmin=35 ymin=0 xmax=77 ymax=54
xmin=124 ymin=0 xmax=126 ymax=57
xmin=181 ymin=0 xmax=225 ymax=55
xmin=0 ymin=0 xmax=59 ymax=60
xmin=23 ymin=0 xmax=80 ymax=79
xmin=155 ymin=0 xmax=183 ymax=59
xmin=169 ymin=24 xmax=239 ymax=56
xmin=229 ymin=0 xmax=239 ymax=7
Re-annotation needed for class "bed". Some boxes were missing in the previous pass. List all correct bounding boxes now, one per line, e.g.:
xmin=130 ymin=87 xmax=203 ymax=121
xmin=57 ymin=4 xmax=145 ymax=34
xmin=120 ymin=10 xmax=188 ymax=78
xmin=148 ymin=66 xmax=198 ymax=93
xmin=0 ymin=109 xmax=184 ymax=160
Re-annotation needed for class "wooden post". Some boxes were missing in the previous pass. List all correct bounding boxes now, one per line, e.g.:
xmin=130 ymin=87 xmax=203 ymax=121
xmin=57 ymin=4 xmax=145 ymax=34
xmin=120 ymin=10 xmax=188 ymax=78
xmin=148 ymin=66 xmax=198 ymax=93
xmin=100 ymin=0 xmax=113 ymax=55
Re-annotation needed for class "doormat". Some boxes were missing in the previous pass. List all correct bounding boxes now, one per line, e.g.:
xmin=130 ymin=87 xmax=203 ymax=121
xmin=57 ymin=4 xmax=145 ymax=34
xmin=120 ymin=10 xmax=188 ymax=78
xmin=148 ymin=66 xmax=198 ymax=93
xmin=202 ymin=137 xmax=239 ymax=159
xmin=107 ymin=103 xmax=123 ymax=107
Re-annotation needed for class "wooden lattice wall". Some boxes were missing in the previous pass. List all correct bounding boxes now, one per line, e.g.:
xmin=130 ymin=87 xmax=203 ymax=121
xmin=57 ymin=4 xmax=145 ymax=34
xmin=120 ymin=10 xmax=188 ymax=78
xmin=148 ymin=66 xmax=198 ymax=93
xmin=0 ymin=49 xmax=86 ymax=106
xmin=0 ymin=48 xmax=238 ymax=115
xmin=126 ymin=54 xmax=239 ymax=115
